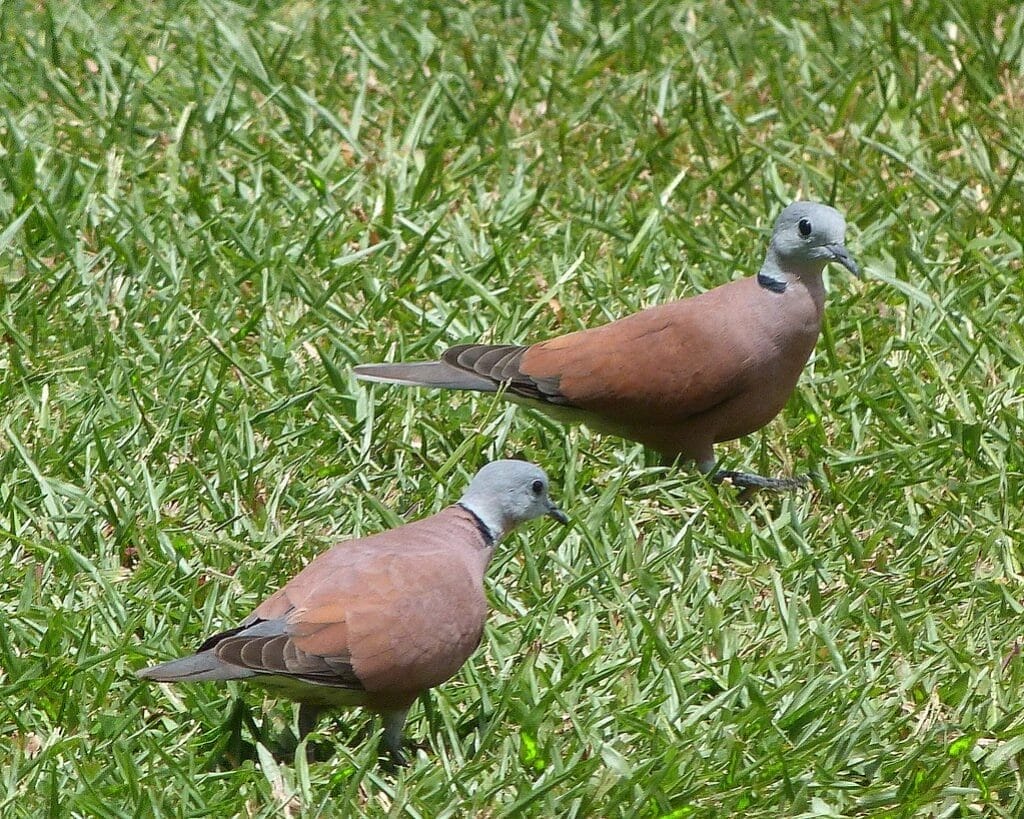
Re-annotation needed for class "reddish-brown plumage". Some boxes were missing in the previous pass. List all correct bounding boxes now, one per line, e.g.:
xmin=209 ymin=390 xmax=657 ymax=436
xmin=519 ymin=274 xmax=825 ymax=463
xmin=227 ymin=507 xmax=492 ymax=706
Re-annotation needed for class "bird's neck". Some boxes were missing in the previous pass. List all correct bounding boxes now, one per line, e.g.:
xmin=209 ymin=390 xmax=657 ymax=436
xmin=757 ymin=257 xmax=827 ymax=318
xmin=456 ymin=501 xmax=504 ymax=545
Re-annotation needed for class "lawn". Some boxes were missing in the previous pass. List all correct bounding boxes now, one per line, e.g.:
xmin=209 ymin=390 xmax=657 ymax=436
xmin=1 ymin=0 xmax=1023 ymax=815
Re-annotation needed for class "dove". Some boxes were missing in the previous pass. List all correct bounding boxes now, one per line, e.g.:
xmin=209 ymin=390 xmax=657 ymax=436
xmin=138 ymin=460 xmax=568 ymax=765
xmin=355 ymin=201 xmax=858 ymax=490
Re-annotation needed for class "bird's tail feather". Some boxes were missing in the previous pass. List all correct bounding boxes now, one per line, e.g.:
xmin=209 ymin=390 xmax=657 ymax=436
xmin=137 ymin=652 xmax=255 ymax=682
xmin=353 ymin=361 xmax=498 ymax=392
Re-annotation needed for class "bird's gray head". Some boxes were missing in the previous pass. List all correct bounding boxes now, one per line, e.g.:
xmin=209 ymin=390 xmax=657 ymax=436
xmin=459 ymin=459 xmax=568 ymax=540
xmin=764 ymin=201 xmax=859 ymax=281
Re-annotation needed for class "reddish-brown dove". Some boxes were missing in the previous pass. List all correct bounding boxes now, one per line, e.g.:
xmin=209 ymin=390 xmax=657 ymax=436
xmin=137 ymin=460 xmax=568 ymax=765
xmin=354 ymin=201 xmax=858 ymax=490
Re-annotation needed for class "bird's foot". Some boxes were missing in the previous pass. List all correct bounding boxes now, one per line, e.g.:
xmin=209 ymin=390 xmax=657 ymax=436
xmin=712 ymin=470 xmax=809 ymax=492
xmin=379 ymin=744 xmax=409 ymax=771
xmin=378 ymin=707 xmax=411 ymax=770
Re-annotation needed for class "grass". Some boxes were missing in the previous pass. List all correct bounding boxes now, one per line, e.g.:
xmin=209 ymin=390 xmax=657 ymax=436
xmin=1 ymin=0 xmax=1023 ymax=815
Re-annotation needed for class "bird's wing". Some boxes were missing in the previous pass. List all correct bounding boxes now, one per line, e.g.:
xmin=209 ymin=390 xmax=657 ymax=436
xmin=447 ymin=281 xmax=765 ymax=424
xmin=205 ymin=508 xmax=491 ymax=693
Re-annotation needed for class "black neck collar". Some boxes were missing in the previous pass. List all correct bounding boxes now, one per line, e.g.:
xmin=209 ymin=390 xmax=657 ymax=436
xmin=757 ymin=271 xmax=787 ymax=293
xmin=457 ymin=503 xmax=496 ymax=547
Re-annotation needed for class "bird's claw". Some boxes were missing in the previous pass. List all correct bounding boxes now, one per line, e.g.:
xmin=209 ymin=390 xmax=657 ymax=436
xmin=712 ymin=470 xmax=810 ymax=492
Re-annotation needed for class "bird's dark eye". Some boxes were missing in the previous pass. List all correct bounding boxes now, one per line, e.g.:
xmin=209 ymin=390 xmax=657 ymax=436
xmin=798 ymin=218 xmax=812 ymax=237
xmin=531 ymin=479 xmax=544 ymax=495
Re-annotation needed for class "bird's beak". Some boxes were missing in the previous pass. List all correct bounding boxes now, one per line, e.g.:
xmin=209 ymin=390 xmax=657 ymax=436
xmin=826 ymin=243 xmax=860 ymax=277
xmin=547 ymin=504 xmax=569 ymax=525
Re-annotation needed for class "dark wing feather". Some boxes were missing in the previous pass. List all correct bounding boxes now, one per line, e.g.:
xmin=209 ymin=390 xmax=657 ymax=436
xmin=443 ymin=344 xmax=571 ymax=405
xmin=208 ymin=616 xmax=364 ymax=691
